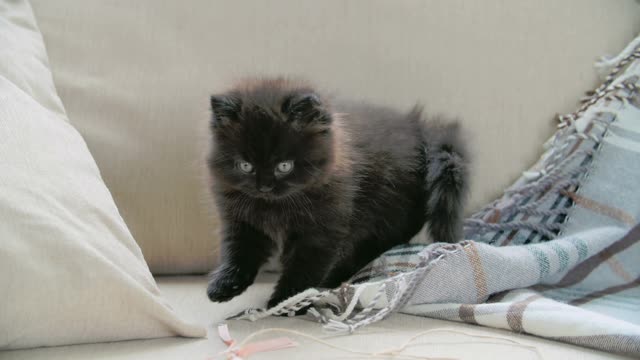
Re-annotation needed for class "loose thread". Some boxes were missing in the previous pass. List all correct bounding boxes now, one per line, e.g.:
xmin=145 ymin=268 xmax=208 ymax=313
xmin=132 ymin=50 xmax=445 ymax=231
xmin=226 ymin=327 xmax=544 ymax=360
xmin=373 ymin=328 xmax=544 ymax=360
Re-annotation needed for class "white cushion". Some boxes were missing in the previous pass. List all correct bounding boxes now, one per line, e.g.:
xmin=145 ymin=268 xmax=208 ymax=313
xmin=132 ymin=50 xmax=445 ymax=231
xmin=30 ymin=0 xmax=640 ymax=274
xmin=0 ymin=0 xmax=205 ymax=349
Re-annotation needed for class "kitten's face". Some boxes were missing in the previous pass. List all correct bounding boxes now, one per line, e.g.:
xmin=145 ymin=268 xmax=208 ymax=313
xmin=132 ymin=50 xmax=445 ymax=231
xmin=208 ymin=84 xmax=334 ymax=200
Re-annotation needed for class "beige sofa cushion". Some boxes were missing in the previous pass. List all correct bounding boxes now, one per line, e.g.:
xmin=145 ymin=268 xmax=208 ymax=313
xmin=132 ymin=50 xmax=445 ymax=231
xmin=0 ymin=0 xmax=204 ymax=349
xmin=0 ymin=275 xmax=629 ymax=359
xmin=30 ymin=0 xmax=640 ymax=274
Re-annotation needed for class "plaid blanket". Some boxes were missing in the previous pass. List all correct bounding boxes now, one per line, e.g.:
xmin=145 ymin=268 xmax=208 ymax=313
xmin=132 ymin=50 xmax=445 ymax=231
xmin=236 ymin=35 xmax=640 ymax=356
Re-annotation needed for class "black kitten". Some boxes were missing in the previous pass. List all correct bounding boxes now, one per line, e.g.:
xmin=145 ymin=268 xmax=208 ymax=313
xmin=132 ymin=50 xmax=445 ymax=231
xmin=206 ymin=78 xmax=469 ymax=308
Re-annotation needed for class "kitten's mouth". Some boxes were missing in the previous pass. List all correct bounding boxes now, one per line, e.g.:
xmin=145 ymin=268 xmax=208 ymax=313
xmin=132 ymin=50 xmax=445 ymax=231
xmin=250 ymin=191 xmax=284 ymax=201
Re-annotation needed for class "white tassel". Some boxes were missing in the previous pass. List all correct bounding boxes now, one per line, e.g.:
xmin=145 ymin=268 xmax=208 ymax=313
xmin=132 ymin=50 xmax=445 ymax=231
xmin=332 ymin=284 xmax=369 ymax=322
xmin=323 ymin=319 xmax=355 ymax=334
xmin=230 ymin=288 xmax=327 ymax=321
xmin=523 ymin=171 xmax=542 ymax=181
xmin=228 ymin=308 xmax=269 ymax=321
xmin=594 ymin=34 xmax=640 ymax=79
xmin=596 ymin=55 xmax=617 ymax=80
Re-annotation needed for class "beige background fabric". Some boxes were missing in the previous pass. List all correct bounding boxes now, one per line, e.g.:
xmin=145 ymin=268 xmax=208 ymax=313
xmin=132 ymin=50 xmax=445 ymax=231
xmin=0 ymin=1 xmax=204 ymax=349
xmin=0 ymin=275 xmax=630 ymax=360
xmin=30 ymin=0 xmax=640 ymax=274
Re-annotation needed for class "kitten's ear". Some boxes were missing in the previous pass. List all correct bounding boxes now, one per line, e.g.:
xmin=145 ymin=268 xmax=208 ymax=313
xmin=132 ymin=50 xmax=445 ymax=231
xmin=210 ymin=95 xmax=242 ymax=128
xmin=281 ymin=93 xmax=331 ymax=127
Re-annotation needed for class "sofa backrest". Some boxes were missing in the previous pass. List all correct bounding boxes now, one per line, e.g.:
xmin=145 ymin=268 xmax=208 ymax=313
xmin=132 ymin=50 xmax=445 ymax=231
xmin=30 ymin=0 xmax=640 ymax=274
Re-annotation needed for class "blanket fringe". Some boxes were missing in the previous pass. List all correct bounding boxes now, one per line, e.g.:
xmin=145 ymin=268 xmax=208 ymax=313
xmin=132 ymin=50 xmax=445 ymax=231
xmin=464 ymin=40 xmax=640 ymax=241
xmin=595 ymin=34 xmax=640 ymax=79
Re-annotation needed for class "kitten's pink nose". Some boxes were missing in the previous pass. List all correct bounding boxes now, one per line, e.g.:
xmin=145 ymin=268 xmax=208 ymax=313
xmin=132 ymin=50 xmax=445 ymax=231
xmin=259 ymin=185 xmax=274 ymax=193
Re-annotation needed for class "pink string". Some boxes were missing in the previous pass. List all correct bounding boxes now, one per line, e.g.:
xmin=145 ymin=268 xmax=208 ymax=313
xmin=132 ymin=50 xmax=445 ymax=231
xmin=236 ymin=337 xmax=298 ymax=357
xmin=216 ymin=323 xmax=298 ymax=360
xmin=218 ymin=324 xmax=235 ymax=347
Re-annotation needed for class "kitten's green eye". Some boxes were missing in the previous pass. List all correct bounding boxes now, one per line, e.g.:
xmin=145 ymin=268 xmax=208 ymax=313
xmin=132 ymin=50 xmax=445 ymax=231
xmin=237 ymin=161 xmax=254 ymax=174
xmin=276 ymin=160 xmax=294 ymax=174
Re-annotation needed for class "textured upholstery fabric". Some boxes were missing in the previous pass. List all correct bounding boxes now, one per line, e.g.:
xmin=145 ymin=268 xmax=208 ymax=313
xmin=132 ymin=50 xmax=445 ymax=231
xmin=0 ymin=276 xmax=629 ymax=359
xmin=29 ymin=1 xmax=640 ymax=274
xmin=0 ymin=0 xmax=205 ymax=349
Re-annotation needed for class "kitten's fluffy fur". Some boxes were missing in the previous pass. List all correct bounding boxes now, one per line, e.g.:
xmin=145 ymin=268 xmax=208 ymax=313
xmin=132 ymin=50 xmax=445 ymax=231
xmin=206 ymin=78 xmax=468 ymax=308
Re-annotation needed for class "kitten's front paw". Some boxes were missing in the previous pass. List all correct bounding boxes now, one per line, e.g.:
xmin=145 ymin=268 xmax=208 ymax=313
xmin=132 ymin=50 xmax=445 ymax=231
xmin=267 ymin=294 xmax=286 ymax=310
xmin=206 ymin=266 xmax=254 ymax=302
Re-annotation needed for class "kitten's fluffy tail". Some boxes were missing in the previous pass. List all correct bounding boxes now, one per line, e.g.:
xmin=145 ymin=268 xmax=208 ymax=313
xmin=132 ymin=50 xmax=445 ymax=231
xmin=420 ymin=116 xmax=470 ymax=243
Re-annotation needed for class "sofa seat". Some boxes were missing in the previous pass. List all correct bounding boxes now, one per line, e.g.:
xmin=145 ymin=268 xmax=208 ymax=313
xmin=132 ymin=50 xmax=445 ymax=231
xmin=1 ymin=275 xmax=631 ymax=360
